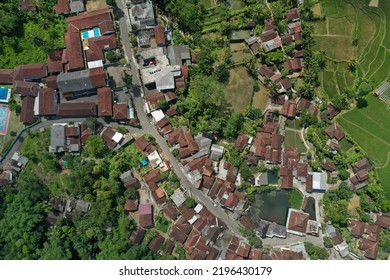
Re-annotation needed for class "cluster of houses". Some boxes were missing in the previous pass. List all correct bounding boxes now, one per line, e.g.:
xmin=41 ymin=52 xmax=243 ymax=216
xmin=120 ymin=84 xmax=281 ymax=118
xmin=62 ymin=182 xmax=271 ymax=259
xmin=251 ymin=8 xmax=304 ymax=95
xmin=0 ymin=7 xmax=136 ymax=125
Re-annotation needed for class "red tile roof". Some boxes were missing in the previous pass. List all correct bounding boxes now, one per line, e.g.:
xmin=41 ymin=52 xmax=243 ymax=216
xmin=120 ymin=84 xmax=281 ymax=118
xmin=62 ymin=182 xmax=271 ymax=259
xmin=20 ymin=96 xmax=35 ymax=124
xmin=358 ymin=239 xmax=378 ymax=260
xmin=287 ymin=210 xmax=309 ymax=234
xmin=54 ymin=0 xmax=70 ymax=15
xmin=89 ymin=67 xmax=106 ymax=88
xmin=85 ymin=34 xmax=117 ymax=62
xmin=99 ymin=20 xmax=115 ymax=35
xmin=154 ymin=25 xmax=166 ymax=46
xmin=124 ymin=198 xmax=138 ymax=212
xmin=47 ymin=51 xmax=63 ymax=74
xmin=13 ymin=80 xmax=39 ymax=96
xmin=14 ymin=63 xmax=47 ymax=81
xmin=97 ymin=87 xmax=113 ymax=117
xmin=325 ymin=123 xmax=345 ymax=141
xmin=65 ymin=28 xmax=85 ymax=71
xmin=42 ymin=76 xmax=58 ymax=89
xmin=281 ymin=100 xmax=296 ymax=118
xmin=39 ymin=88 xmax=56 ymax=116
xmin=112 ymin=103 xmax=128 ymax=120
xmin=0 ymin=69 xmax=15 ymax=84
xmin=57 ymin=102 xmax=97 ymax=117
xmin=67 ymin=9 xmax=112 ymax=30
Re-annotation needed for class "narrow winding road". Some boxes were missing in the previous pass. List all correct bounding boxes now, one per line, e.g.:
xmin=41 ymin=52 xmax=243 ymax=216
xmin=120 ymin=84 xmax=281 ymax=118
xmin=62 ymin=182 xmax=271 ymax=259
xmin=115 ymin=0 xmax=241 ymax=235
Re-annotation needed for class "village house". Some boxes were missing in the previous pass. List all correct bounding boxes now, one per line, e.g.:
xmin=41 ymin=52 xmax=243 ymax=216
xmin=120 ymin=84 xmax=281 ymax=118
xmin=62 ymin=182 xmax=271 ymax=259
xmin=347 ymin=219 xmax=380 ymax=259
xmin=139 ymin=203 xmax=154 ymax=228
xmin=49 ymin=123 xmax=81 ymax=154
xmin=286 ymin=209 xmax=309 ymax=237
xmin=325 ymin=123 xmax=345 ymax=141
xmin=127 ymin=0 xmax=156 ymax=30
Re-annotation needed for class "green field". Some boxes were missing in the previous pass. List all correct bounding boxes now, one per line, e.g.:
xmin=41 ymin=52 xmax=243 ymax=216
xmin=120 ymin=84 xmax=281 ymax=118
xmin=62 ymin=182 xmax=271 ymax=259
xmin=314 ymin=0 xmax=390 ymax=100
xmin=225 ymin=66 xmax=254 ymax=113
xmin=337 ymin=95 xmax=390 ymax=198
xmin=284 ymin=130 xmax=306 ymax=153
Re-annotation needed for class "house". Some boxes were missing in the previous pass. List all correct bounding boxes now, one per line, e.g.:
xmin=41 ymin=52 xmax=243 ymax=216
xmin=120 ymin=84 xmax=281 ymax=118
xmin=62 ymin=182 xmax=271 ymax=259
xmin=358 ymin=239 xmax=378 ymax=260
xmin=353 ymin=158 xmax=371 ymax=173
xmin=20 ymin=96 xmax=36 ymax=124
xmin=101 ymin=127 xmax=123 ymax=149
xmin=42 ymin=76 xmax=58 ymax=89
xmin=0 ymin=171 xmax=13 ymax=186
xmin=155 ymin=25 xmax=166 ymax=47
xmin=284 ymin=58 xmax=302 ymax=72
xmin=280 ymin=166 xmax=293 ymax=189
xmin=308 ymin=172 xmax=327 ymax=192
xmin=259 ymin=65 xmax=275 ymax=79
xmin=287 ymin=8 xmax=300 ymax=22
xmin=54 ymin=0 xmax=70 ymax=15
xmin=260 ymin=30 xmax=277 ymax=42
xmin=38 ymin=88 xmax=57 ymax=116
xmin=85 ymin=34 xmax=117 ymax=68
xmin=210 ymin=144 xmax=224 ymax=161
xmin=328 ymin=102 xmax=340 ymax=120
xmin=322 ymin=160 xmax=336 ymax=172
xmin=163 ymin=202 xmax=181 ymax=221
xmin=47 ymin=51 xmax=64 ymax=74
xmin=49 ymin=124 xmax=81 ymax=154
xmin=0 ymin=69 xmax=15 ymax=84
xmin=112 ymin=103 xmax=130 ymax=121
xmin=374 ymin=213 xmax=390 ymax=229
xmin=128 ymin=0 xmax=156 ymax=29
xmin=57 ymin=102 xmax=97 ymax=117
xmin=163 ymin=240 xmax=175 ymax=255
xmin=65 ymin=28 xmax=85 ymax=71
xmin=234 ymin=134 xmax=250 ymax=152
xmin=129 ymin=227 xmax=145 ymax=245
xmin=325 ymin=124 xmax=345 ymax=141
xmin=69 ymin=0 xmax=85 ymax=13
xmin=57 ymin=67 xmax=106 ymax=95
xmin=148 ymin=235 xmax=164 ymax=252
xmin=49 ymin=125 xmax=66 ymax=153
xmin=9 ymin=152 xmax=29 ymax=172
xmin=167 ymin=45 xmax=191 ymax=66
xmin=14 ymin=63 xmax=47 ymax=81
xmin=124 ymin=198 xmax=138 ymax=212
xmin=97 ymin=87 xmax=113 ymax=117
xmin=139 ymin=203 xmax=153 ymax=228
xmin=286 ymin=208 xmax=309 ymax=236
xmin=281 ymin=100 xmax=296 ymax=118
xmin=13 ymin=81 xmax=39 ymax=97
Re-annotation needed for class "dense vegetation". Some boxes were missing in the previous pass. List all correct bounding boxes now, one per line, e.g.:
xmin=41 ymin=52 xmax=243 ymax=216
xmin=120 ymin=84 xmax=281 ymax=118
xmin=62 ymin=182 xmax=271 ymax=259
xmin=0 ymin=0 xmax=66 ymax=68
xmin=0 ymin=130 xmax=175 ymax=259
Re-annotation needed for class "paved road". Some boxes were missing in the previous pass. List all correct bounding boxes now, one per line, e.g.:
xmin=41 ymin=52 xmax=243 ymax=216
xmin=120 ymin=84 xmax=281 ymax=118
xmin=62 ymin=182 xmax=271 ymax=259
xmin=115 ymin=0 xmax=241 ymax=235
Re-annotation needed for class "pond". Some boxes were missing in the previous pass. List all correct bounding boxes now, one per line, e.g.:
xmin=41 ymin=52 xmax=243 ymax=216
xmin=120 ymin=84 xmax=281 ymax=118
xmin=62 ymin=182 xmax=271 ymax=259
xmin=249 ymin=189 xmax=291 ymax=225
xmin=267 ymin=170 xmax=279 ymax=185
xmin=304 ymin=196 xmax=316 ymax=221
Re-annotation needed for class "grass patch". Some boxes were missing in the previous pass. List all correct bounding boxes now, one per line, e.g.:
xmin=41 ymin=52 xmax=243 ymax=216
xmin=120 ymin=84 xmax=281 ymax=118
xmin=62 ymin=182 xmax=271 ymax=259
xmin=313 ymin=21 xmax=327 ymax=34
xmin=252 ymin=84 xmax=269 ymax=111
xmin=339 ymin=138 xmax=353 ymax=151
xmin=228 ymin=0 xmax=245 ymax=11
xmin=0 ymin=108 xmax=26 ymax=153
xmin=348 ymin=194 xmax=360 ymax=215
xmin=225 ymin=66 xmax=254 ymax=113
xmin=377 ymin=166 xmax=390 ymax=199
xmin=284 ymin=130 xmax=306 ymax=153
xmin=313 ymin=36 xmax=353 ymax=61
xmin=322 ymin=71 xmax=338 ymax=99
xmin=328 ymin=17 xmax=353 ymax=36
xmin=200 ymin=0 xmax=215 ymax=9
xmin=286 ymin=119 xmax=302 ymax=130
xmin=155 ymin=213 xmax=171 ymax=234
xmin=312 ymin=3 xmax=322 ymax=16
xmin=289 ymin=189 xmax=303 ymax=210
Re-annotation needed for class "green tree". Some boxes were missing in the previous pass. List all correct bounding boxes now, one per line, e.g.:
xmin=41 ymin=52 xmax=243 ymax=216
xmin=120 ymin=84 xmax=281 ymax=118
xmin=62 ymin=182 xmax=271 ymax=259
xmin=223 ymin=112 xmax=244 ymax=139
xmin=304 ymin=242 xmax=329 ymax=260
xmin=323 ymin=237 xmax=334 ymax=248
xmin=84 ymin=136 xmax=108 ymax=158
xmin=184 ymin=197 xmax=196 ymax=208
